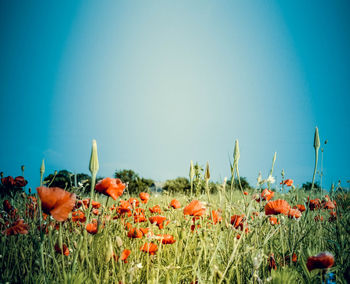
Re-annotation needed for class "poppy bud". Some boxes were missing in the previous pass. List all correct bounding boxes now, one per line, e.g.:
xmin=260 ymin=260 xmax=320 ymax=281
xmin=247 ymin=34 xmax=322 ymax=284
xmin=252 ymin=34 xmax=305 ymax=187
xmin=314 ymin=127 xmax=320 ymax=150
xmin=189 ymin=160 xmax=194 ymax=181
xmin=89 ymin=139 xmax=99 ymax=175
xmin=21 ymin=165 xmax=25 ymax=173
xmin=40 ymin=159 xmax=45 ymax=175
xmin=205 ymin=161 xmax=210 ymax=181
xmin=233 ymin=140 xmax=240 ymax=162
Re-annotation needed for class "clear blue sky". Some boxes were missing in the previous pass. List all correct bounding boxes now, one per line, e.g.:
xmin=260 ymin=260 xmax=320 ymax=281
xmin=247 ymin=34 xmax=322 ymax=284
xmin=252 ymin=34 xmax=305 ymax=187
xmin=1 ymin=1 xmax=349 ymax=191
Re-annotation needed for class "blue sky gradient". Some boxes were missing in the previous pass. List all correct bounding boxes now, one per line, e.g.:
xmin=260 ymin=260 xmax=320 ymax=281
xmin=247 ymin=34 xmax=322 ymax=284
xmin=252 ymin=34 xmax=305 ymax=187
xmin=1 ymin=1 xmax=349 ymax=190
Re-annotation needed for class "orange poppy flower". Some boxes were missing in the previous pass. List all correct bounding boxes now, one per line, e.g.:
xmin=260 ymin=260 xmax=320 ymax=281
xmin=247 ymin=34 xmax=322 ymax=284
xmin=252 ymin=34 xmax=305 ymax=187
xmin=117 ymin=200 xmax=132 ymax=216
xmin=170 ymin=199 xmax=181 ymax=209
xmin=139 ymin=192 xmax=150 ymax=203
xmin=285 ymin=253 xmax=298 ymax=263
xmin=288 ymin=209 xmax=301 ymax=219
xmin=140 ymin=242 xmax=158 ymax=255
xmin=95 ymin=178 xmax=126 ymax=200
xmin=120 ymin=249 xmax=131 ymax=263
xmin=256 ymin=189 xmax=274 ymax=202
xmin=322 ymin=200 xmax=335 ymax=210
xmin=293 ymin=204 xmax=306 ymax=212
xmin=306 ymin=252 xmax=334 ymax=271
xmin=127 ymin=228 xmax=143 ymax=239
xmin=265 ymin=199 xmax=291 ymax=215
xmin=157 ymin=234 xmax=176 ymax=244
xmin=54 ymin=243 xmax=70 ymax=256
xmin=139 ymin=227 xmax=151 ymax=236
xmin=183 ymin=200 xmax=206 ymax=217
xmin=243 ymin=191 xmax=248 ymax=196
xmin=210 ymin=210 xmax=222 ymax=225
xmin=92 ymin=209 xmax=99 ymax=215
xmin=71 ymin=210 xmax=86 ymax=223
xmin=230 ymin=215 xmax=245 ymax=230
xmin=3 ymin=219 xmax=29 ymax=236
xmin=149 ymin=205 xmax=162 ymax=214
xmin=308 ymin=198 xmax=321 ymax=210
xmin=128 ymin=198 xmax=140 ymax=208
xmin=134 ymin=213 xmax=147 ymax=223
xmin=86 ymin=220 xmax=98 ymax=234
xmin=91 ymin=201 xmax=101 ymax=209
xmin=149 ymin=216 xmax=168 ymax=229
xmin=269 ymin=216 xmax=279 ymax=225
xmin=280 ymin=179 xmax=293 ymax=186
xmin=37 ymin=186 xmax=76 ymax=222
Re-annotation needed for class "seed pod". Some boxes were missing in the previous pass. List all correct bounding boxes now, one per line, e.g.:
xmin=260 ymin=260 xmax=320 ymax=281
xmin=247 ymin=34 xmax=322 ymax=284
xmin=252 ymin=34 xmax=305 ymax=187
xmin=233 ymin=140 xmax=240 ymax=162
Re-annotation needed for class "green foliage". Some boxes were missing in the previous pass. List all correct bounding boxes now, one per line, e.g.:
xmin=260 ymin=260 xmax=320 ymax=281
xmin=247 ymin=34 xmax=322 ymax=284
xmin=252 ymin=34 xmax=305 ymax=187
xmin=227 ymin=176 xmax=252 ymax=190
xmin=162 ymin=177 xmax=191 ymax=194
xmin=114 ymin=169 xmax=154 ymax=194
xmin=302 ymin=181 xmax=321 ymax=191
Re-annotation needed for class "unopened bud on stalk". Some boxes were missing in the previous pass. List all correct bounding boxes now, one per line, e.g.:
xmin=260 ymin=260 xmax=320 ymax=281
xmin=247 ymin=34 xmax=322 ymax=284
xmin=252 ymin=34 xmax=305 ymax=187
xmin=233 ymin=140 xmax=240 ymax=162
xmin=21 ymin=165 xmax=25 ymax=173
xmin=40 ymin=159 xmax=45 ymax=175
xmin=205 ymin=161 xmax=210 ymax=180
xmin=314 ymin=127 xmax=320 ymax=150
xmin=89 ymin=139 xmax=99 ymax=175
xmin=189 ymin=160 xmax=194 ymax=181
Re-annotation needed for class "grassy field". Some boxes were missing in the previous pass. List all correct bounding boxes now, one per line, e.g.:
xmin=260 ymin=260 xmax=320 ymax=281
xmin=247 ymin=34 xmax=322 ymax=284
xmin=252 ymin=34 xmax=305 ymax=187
xmin=0 ymin=185 xmax=349 ymax=283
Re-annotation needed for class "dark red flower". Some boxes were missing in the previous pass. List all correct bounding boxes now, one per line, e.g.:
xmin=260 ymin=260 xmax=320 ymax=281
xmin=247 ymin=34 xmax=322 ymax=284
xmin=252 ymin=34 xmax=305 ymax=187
xmin=306 ymin=252 xmax=334 ymax=271
xmin=1 ymin=176 xmax=15 ymax=187
xmin=3 ymin=219 xmax=29 ymax=236
xmin=14 ymin=176 xmax=28 ymax=187
xmin=55 ymin=243 xmax=70 ymax=256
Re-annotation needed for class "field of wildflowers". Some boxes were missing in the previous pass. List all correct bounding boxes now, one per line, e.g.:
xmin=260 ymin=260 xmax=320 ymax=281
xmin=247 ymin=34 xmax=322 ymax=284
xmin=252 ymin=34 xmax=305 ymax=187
xmin=0 ymin=130 xmax=349 ymax=283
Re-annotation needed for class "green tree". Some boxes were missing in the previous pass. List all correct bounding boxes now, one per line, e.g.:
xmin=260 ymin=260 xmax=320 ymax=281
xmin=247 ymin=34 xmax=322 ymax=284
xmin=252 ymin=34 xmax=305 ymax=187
xmin=163 ymin=177 xmax=191 ymax=194
xmin=226 ymin=176 xmax=251 ymax=190
xmin=114 ymin=169 xmax=154 ymax=194
xmin=302 ymin=181 xmax=321 ymax=191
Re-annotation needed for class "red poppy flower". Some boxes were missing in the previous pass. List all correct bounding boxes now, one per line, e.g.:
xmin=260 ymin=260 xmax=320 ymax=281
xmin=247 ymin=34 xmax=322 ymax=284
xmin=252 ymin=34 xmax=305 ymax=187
xmin=308 ymin=198 xmax=321 ymax=210
xmin=293 ymin=204 xmax=306 ymax=212
xmin=149 ymin=216 xmax=168 ymax=229
xmin=243 ymin=191 xmax=248 ymax=196
xmin=13 ymin=176 xmax=28 ymax=187
xmin=314 ymin=215 xmax=323 ymax=222
xmin=86 ymin=220 xmax=98 ymax=234
xmin=3 ymin=219 xmax=29 ymax=236
xmin=1 ymin=176 xmax=15 ymax=187
xmin=92 ymin=209 xmax=99 ymax=215
xmin=134 ymin=213 xmax=147 ymax=223
xmin=157 ymin=234 xmax=176 ymax=244
xmin=95 ymin=178 xmax=126 ymax=200
xmin=71 ymin=210 xmax=86 ymax=223
xmin=37 ymin=186 xmax=76 ymax=222
xmin=140 ymin=242 xmax=158 ymax=255
xmin=3 ymin=200 xmax=14 ymax=214
xmin=269 ymin=253 xmax=277 ymax=271
xmin=322 ymin=201 xmax=335 ymax=210
xmin=139 ymin=192 xmax=150 ymax=204
xmin=55 ymin=243 xmax=70 ymax=256
xmin=140 ymin=227 xmax=151 ymax=236
xmin=127 ymin=227 xmax=143 ymax=239
xmin=269 ymin=216 xmax=279 ymax=225
xmin=117 ymin=200 xmax=132 ymax=216
xmin=285 ymin=253 xmax=298 ymax=263
xmin=230 ymin=215 xmax=245 ymax=230
xmin=265 ymin=199 xmax=291 ymax=216
xmin=128 ymin=198 xmax=140 ymax=208
xmin=210 ymin=210 xmax=222 ymax=225
xmin=256 ymin=189 xmax=274 ymax=202
xmin=280 ymin=179 xmax=293 ymax=186
xmin=91 ymin=201 xmax=101 ymax=209
xmin=183 ymin=200 xmax=206 ymax=217
xmin=288 ymin=209 xmax=301 ymax=219
xmin=306 ymin=252 xmax=334 ymax=271
xmin=170 ymin=199 xmax=181 ymax=209
xmin=149 ymin=205 xmax=162 ymax=214
xmin=120 ymin=249 xmax=131 ymax=263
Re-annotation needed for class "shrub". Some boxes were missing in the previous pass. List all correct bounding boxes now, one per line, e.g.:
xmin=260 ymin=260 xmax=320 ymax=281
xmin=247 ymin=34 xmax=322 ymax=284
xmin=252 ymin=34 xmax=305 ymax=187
xmin=114 ymin=169 xmax=154 ymax=194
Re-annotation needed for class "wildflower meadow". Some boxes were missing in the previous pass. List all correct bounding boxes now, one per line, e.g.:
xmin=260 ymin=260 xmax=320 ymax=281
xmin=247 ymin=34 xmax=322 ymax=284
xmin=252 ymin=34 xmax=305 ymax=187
xmin=0 ymin=128 xmax=349 ymax=284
